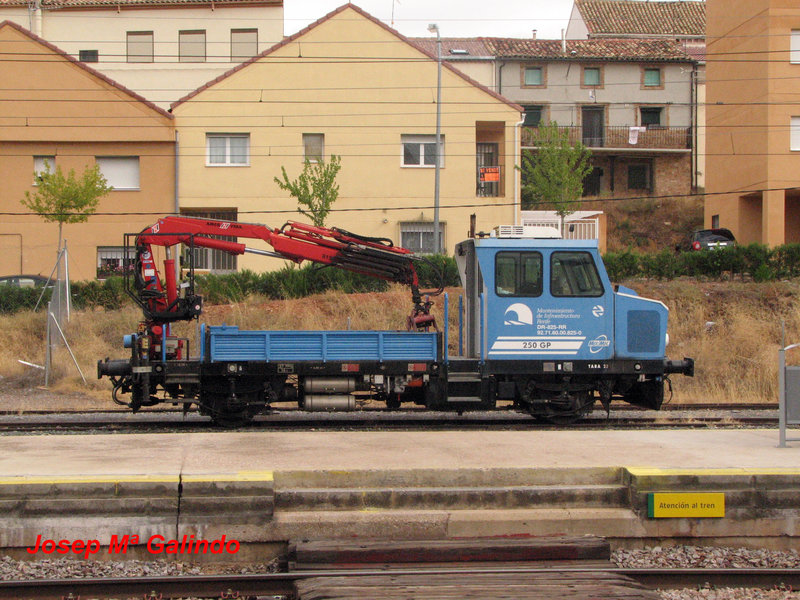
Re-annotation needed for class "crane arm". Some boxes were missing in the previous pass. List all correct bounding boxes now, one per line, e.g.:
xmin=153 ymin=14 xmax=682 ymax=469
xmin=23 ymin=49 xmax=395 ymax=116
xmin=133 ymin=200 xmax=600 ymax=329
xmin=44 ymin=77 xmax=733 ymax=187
xmin=131 ymin=216 xmax=438 ymax=328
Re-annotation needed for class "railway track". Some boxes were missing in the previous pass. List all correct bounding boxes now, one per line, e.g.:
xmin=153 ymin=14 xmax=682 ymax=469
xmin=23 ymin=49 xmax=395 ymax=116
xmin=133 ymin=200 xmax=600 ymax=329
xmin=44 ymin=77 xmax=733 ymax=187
xmin=0 ymin=404 xmax=780 ymax=433
xmin=0 ymin=566 xmax=798 ymax=599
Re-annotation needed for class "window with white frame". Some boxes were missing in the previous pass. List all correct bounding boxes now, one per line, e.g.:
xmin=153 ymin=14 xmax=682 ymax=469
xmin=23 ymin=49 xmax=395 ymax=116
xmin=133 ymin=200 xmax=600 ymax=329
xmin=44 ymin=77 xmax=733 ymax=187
xmin=96 ymin=246 xmax=135 ymax=278
xmin=402 ymin=134 xmax=444 ymax=168
xmin=303 ymin=133 xmax=324 ymax=162
xmin=206 ymin=134 xmax=250 ymax=166
xmin=400 ymin=222 xmax=444 ymax=254
xmin=33 ymin=155 xmax=55 ymax=184
xmin=96 ymin=156 xmax=139 ymax=190
xmin=179 ymin=30 xmax=206 ymax=62
xmin=792 ymin=30 xmax=800 ymax=64
xmin=231 ymin=28 xmax=258 ymax=62
xmin=792 ymin=117 xmax=800 ymax=151
xmin=127 ymin=31 xmax=153 ymax=63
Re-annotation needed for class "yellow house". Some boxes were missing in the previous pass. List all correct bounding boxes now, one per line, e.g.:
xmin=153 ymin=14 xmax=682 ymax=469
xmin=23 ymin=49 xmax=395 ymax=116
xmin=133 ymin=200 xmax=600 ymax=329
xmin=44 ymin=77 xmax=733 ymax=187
xmin=0 ymin=21 xmax=176 ymax=281
xmin=171 ymin=3 xmax=523 ymax=272
xmin=705 ymin=0 xmax=800 ymax=246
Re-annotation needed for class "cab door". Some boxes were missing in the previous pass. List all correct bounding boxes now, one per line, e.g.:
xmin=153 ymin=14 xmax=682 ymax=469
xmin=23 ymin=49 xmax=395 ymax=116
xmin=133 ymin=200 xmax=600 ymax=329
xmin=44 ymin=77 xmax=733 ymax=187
xmin=544 ymin=250 xmax=613 ymax=360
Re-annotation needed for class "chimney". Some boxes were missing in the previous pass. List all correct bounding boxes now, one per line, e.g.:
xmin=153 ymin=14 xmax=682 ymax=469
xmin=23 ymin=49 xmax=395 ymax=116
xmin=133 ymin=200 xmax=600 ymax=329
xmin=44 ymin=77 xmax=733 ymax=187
xmin=532 ymin=29 xmax=537 ymax=40
xmin=561 ymin=29 xmax=566 ymax=53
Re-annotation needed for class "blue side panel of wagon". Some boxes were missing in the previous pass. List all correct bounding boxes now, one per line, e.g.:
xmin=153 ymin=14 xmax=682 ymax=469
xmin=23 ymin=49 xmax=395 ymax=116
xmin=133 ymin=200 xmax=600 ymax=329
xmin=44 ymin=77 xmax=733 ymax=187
xmin=207 ymin=325 xmax=439 ymax=363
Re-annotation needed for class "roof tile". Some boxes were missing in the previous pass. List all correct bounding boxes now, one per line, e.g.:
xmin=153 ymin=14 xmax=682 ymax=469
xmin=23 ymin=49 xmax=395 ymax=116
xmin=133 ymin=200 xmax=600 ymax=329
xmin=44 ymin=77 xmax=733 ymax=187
xmin=0 ymin=0 xmax=279 ymax=8
xmin=575 ymin=0 xmax=705 ymax=38
xmin=482 ymin=37 xmax=694 ymax=62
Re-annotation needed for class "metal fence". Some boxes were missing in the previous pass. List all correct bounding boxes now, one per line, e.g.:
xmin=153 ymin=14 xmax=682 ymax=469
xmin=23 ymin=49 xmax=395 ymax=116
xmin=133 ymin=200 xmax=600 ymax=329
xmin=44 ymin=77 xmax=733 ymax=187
xmin=520 ymin=217 xmax=599 ymax=241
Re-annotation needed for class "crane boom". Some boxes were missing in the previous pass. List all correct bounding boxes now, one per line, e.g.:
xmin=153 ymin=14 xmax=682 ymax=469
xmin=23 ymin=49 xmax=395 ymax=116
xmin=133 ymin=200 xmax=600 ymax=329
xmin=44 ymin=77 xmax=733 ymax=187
xmin=129 ymin=216 xmax=439 ymax=332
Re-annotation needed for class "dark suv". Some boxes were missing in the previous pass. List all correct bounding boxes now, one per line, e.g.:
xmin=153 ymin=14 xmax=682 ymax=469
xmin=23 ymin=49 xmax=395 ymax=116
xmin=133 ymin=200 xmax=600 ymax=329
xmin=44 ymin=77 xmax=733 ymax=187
xmin=681 ymin=228 xmax=736 ymax=251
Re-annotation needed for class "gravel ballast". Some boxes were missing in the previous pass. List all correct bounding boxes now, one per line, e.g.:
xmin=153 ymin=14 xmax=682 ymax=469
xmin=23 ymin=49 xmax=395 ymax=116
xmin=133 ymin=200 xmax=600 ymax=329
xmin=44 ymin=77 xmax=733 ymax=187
xmin=0 ymin=546 xmax=798 ymax=599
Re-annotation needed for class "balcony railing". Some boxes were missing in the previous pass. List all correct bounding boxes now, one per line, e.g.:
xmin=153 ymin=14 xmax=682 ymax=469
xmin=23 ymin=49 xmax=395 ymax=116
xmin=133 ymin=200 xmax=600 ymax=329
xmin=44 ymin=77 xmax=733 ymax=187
xmin=522 ymin=126 xmax=691 ymax=150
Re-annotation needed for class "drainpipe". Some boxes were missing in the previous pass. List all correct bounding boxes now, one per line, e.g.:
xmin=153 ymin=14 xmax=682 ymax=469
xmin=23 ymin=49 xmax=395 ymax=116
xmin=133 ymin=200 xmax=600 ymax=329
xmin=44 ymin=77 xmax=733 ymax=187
xmin=691 ymin=66 xmax=698 ymax=192
xmin=514 ymin=116 xmax=525 ymax=226
xmin=174 ymin=130 xmax=180 ymax=215
xmin=174 ymin=130 xmax=180 ymax=282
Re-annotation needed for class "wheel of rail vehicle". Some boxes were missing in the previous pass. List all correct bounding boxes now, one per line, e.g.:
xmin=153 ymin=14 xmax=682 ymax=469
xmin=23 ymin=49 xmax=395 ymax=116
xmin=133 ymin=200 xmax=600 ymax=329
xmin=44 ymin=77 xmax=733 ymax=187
xmin=200 ymin=383 xmax=260 ymax=428
xmin=522 ymin=379 xmax=595 ymax=426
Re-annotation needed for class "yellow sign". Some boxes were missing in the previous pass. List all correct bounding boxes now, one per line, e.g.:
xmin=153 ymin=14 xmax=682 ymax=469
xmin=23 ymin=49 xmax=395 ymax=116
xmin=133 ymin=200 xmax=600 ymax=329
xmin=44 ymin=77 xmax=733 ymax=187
xmin=647 ymin=492 xmax=725 ymax=518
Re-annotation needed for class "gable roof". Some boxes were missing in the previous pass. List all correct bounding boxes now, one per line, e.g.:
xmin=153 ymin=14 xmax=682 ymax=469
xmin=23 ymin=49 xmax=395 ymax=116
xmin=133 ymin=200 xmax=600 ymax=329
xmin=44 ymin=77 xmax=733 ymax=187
xmin=0 ymin=0 xmax=278 ymax=8
xmin=483 ymin=37 xmax=694 ymax=62
xmin=0 ymin=20 xmax=172 ymax=119
xmin=171 ymin=3 xmax=522 ymax=112
xmin=574 ymin=0 xmax=705 ymax=38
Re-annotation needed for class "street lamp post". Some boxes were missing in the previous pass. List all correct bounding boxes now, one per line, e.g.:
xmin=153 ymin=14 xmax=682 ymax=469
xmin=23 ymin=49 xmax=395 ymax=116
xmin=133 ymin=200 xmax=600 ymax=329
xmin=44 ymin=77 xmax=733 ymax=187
xmin=428 ymin=23 xmax=442 ymax=255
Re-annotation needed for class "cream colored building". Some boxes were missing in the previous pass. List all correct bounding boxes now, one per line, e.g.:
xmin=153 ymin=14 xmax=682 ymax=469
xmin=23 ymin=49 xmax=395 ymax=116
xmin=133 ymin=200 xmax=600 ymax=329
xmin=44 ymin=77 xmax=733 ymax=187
xmin=0 ymin=21 xmax=175 ymax=280
xmin=0 ymin=0 xmax=284 ymax=108
xmin=706 ymin=0 xmax=800 ymax=246
xmin=171 ymin=4 xmax=523 ymax=272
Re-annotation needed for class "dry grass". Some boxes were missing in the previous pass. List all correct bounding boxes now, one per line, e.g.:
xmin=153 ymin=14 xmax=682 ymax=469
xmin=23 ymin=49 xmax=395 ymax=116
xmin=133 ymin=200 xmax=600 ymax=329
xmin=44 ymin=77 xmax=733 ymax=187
xmin=2 ymin=280 xmax=797 ymax=407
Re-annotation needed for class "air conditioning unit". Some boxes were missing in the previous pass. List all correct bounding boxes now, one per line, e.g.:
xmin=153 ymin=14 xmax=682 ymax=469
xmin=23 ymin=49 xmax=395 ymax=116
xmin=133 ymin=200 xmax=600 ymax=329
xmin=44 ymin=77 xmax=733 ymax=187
xmin=493 ymin=225 xmax=561 ymax=239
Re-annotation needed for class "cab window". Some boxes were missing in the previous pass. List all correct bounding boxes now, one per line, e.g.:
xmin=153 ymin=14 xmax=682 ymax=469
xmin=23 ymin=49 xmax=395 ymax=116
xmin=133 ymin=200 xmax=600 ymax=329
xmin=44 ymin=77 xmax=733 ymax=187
xmin=550 ymin=251 xmax=604 ymax=297
xmin=495 ymin=252 xmax=542 ymax=297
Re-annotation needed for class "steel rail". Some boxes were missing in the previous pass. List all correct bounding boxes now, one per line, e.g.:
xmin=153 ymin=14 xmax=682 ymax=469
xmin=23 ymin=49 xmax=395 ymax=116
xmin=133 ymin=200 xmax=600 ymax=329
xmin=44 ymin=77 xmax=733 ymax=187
xmin=1 ymin=567 xmax=798 ymax=599
xmin=0 ymin=412 xmax=780 ymax=433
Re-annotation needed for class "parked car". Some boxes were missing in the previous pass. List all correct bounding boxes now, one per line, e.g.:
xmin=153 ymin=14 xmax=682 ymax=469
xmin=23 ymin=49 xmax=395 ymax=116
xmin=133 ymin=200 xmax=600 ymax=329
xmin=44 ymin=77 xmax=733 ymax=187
xmin=0 ymin=275 xmax=52 ymax=288
xmin=677 ymin=228 xmax=737 ymax=252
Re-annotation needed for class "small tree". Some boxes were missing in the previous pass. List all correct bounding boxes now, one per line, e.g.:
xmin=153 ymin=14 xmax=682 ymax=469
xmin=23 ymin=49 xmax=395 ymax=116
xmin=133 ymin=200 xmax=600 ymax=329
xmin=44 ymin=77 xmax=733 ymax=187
xmin=21 ymin=162 xmax=112 ymax=251
xmin=274 ymin=156 xmax=342 ymax=228
xmin=521 ymin=122 xmax=592 ymax=217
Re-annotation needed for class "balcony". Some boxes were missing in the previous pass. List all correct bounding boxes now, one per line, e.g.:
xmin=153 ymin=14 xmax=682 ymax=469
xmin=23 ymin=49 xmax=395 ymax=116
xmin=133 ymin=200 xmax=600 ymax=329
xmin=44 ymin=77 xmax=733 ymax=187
xmin=522 ymin=126 xmax=691 ymax=151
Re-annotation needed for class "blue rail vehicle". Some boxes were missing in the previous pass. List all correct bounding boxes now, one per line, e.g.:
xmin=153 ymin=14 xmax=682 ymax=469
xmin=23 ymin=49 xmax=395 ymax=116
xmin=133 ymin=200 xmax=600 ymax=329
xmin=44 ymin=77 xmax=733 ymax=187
xmin=97 ymin=216 xmax=693 ymax=426
xmin=453 ymin=230 xmax=693 ymax=423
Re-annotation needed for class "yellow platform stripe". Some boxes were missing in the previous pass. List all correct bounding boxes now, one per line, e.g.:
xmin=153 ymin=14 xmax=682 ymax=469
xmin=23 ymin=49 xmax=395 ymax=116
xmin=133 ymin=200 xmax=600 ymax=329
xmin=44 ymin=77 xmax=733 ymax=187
xmin=628 ymin=467 xmax=800 ymax=476
xmin=0 ymin=471 xmax=273 ymax=485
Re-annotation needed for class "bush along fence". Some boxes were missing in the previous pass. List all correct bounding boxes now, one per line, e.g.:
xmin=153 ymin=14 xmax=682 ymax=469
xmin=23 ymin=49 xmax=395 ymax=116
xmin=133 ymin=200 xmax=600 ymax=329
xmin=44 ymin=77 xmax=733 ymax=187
xmin=2 ymin=244 xmax=796 ymax=314
xmin=602 ymin=243 xmax=798 ymax=282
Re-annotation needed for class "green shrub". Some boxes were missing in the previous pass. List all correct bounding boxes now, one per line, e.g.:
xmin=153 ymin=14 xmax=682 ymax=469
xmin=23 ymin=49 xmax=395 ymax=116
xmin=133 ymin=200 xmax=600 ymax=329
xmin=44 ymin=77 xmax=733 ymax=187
xmin=0 ymin=286 xmax=50 ymax=314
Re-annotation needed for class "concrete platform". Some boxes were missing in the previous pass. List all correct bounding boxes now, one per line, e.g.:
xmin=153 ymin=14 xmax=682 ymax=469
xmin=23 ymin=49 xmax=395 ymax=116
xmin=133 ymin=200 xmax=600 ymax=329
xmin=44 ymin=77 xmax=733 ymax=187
xmin=0 ymin=429 xmax=798 ymax=556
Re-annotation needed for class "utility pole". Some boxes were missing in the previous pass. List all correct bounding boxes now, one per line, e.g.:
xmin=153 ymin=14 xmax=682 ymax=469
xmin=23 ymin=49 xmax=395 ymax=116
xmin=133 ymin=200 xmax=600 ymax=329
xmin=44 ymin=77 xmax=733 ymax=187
xmin=428 ymin=23 xmax=442 ymax=255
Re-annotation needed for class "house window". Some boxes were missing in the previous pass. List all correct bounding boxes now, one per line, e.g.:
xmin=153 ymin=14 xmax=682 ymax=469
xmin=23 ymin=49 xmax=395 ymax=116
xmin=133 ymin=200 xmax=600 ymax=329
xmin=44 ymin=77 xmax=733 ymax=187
xmin=33 ymin=155 xmax=55 ymax=184
xmin=523 ymin=105 xmax=543 ymax=127
xmin=303 ymin=133 xmax=324 ymax=162
xmin=402 ymin=135 xmax=444 ymax=168
xmin=522 ymin=65 xmax=544 ymax=87
xmin=791 ymin=117 xmax=800 ymax=151
xmin=400 ymin=222 xmax=444 ymax=254
xmin=127 ymin=31 xmax=153 ymax=63
xmin=582 ymin=66 xmax=602 ymax=87
xmin=79 ymin=49 xmax=98 ymax=62
xmin=96 ymin=156 xmax=139 ymax=190
xmin=628 ymin=162 xmax=652 ymax=191
xmin=792 ymin=30 xmax=800 ymax=64
xmin=179 ymin=30 xmax=206 ymax=62
xmin=640 ymin=107 xmax=663 ymax=127
xmin=642 ymin=67 xmax=662 ymax=88
xmin=206 ymin=134 xmax=250 ymax=166
xmin=711 ymin=214 xmax=720 ymax=229
xmin=181 ymin=210 xmax=238 ymax=273
xmin=97 ymin=246 xmax=135 ymax=279
xmin=231 ymin=28 xmax=258 ymax=62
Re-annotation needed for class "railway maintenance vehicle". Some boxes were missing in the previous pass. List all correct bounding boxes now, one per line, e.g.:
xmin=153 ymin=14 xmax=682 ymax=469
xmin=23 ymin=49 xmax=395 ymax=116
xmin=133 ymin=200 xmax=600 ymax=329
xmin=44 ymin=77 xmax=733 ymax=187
xmin=97 ymin=216 xmax=694 ymax=426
